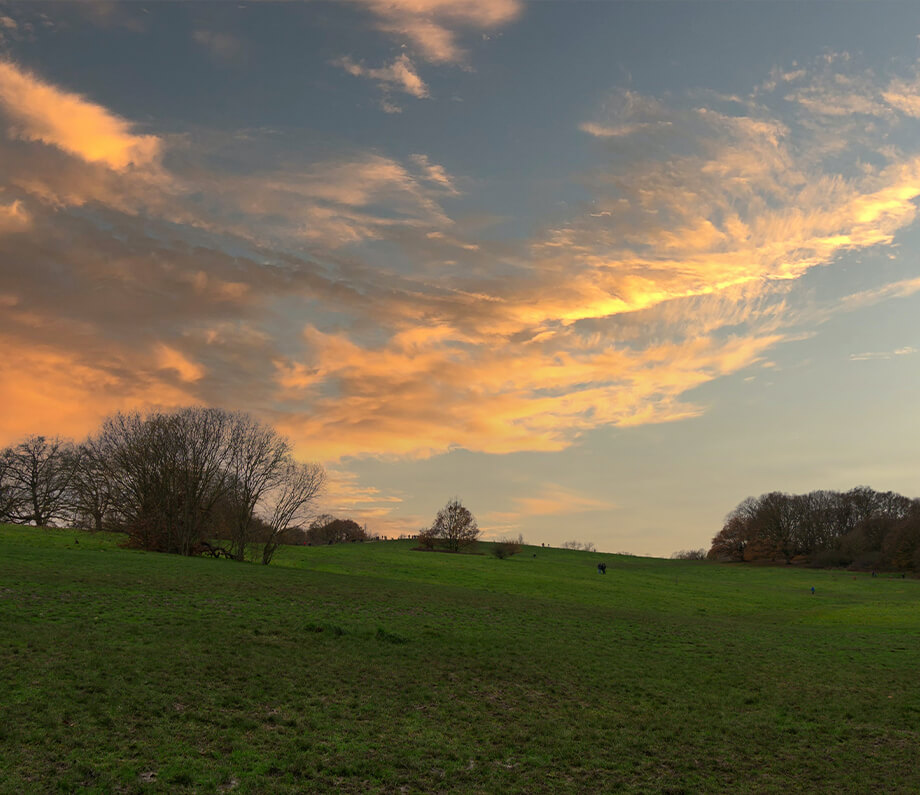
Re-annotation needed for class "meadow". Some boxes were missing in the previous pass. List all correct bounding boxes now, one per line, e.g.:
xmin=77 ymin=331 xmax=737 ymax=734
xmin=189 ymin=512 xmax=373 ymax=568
xmin=1 ymin=525 xmax=919 ymax=793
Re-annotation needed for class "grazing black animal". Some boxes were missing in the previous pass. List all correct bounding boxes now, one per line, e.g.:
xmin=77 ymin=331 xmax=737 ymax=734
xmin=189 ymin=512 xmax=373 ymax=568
xmin=597 ymin=562 xmax=606 ymax=575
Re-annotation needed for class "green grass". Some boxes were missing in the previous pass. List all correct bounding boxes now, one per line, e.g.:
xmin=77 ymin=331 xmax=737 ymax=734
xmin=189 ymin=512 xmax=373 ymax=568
xmin=2 ymin=525 xmax=919 ymax=793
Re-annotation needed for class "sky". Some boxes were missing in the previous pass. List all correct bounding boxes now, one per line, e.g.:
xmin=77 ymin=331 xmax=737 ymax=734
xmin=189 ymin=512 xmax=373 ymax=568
xmin=2 ymin=1 xmax=920 ymax=555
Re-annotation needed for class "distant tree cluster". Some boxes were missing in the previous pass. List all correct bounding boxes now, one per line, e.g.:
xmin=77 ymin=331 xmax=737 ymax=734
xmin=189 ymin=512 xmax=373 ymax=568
xmin=0 ymin=408 xmax=325 ymax=564
xmin=417 ymin=498 xmax=480 ymax=552
xmin=562 ymin=540 xmax=596 ymax=552
xmin=709 ymin=487 xmax=920 ymax=571
xmin=671 ymin=549 xmax=707 ymax=561
xmin=299 ymin=514 xmax=369 ymax=546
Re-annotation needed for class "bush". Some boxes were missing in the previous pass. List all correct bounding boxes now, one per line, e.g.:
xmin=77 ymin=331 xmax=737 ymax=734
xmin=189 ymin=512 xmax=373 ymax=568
xmin=807 ymin=548 xmax=852 ymax=568
xmin=671 ymin=549 xmax=707 ymax=560
xmin=492 ymin=534 xmax=524 ymax=559
xmin=416 ymin=527 xmax=437 ymax=550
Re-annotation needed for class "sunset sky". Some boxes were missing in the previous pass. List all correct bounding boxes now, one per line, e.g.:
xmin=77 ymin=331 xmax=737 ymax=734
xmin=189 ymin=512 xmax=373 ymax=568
xmin=2 ymin=1 xmax=920 ymax=554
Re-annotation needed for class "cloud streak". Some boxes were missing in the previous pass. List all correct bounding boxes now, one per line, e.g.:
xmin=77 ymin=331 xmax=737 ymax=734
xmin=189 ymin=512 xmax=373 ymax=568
xmin=0 ymin=59 xmax=161 ymax=170
xmin=350 ymin=0 xmax=523 ymax=64
xmin=850 ymin=346 xmax=917 ymax=362
xmin=335 ymin=54 xmax=429 ymax=104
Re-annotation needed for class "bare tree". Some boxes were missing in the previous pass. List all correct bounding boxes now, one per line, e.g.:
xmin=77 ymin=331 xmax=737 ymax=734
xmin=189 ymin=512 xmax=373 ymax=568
xmin=97 ymin=409 xmax=233 ymax=554
xmin=260 ymin=460 xmax=326 ymax=564
xmin=7 ymin=407 xmax=325 ymax=565
xmin=68 ymin=439 xmax=114 ymax=532
xmin=224 ymin=414 xmax=290 ymax=560
xmin=429 ymin=498 xmax=479 ymax=552
xmin=0 ymin=452 xmax=16 ymax=521
xmin=0 ymin=435 xmax=79 ymax=526
xmin=168 ymin=408 xmax=234 ymax=555
xmin=96 ymin=411 xmax=167 ymax=549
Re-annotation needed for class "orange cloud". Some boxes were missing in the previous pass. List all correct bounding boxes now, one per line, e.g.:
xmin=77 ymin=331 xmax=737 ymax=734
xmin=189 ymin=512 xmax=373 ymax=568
xmin=352 ymin=0 xmax=523 ymax=63
xmin=514 ymin=486 xmax=616 ymax=517
xmin=335 ymin=54 xmax=429 ymax=99
xmin=154 ymin=343 xmax=205 ymax=383
xmin=0 ymin=336 xmax=198 ymax=447
xmin=0 ymin=59 xmax=161 ymax=171
xmin=272 ymin=323 xmax=782 ymax=459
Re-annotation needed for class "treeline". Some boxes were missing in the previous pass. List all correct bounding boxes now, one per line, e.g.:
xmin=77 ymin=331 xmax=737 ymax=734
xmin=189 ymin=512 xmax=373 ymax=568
xmin=0 ymin=408 xmax=326 ymax=564
xmin=297 ymin=515 xmax=369 ymax=546
xmin=709 ymin=487 xmax=920 ymax=571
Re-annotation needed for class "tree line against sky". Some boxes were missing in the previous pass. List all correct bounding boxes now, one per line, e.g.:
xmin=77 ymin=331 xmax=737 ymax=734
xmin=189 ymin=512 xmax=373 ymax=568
xmin=709 ymin=487 xmax=920 ymax=572
xmin=6 ymin=404 xmax=919 ymax=571
xmin=0 ymin=408 xmax=325 ymax=564
xmin=0 ymin=406 xmax=485 ymax=562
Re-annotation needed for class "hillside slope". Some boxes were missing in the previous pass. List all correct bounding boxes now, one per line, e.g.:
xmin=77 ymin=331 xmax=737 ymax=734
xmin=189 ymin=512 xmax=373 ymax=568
xmin=2 ymin=526 xmax=919 ymax=793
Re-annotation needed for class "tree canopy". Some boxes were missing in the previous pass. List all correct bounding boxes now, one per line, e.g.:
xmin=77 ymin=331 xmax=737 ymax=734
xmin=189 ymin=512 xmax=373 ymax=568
xmin=425 ymin=498 xmax=479 ymax=552
xmin=710 ymin=487 xmax=920 ymax=571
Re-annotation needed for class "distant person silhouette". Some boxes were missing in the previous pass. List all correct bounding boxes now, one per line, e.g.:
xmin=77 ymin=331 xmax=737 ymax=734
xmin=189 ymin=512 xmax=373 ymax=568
xmin=810 ymin=586 xmax=815 ymax=595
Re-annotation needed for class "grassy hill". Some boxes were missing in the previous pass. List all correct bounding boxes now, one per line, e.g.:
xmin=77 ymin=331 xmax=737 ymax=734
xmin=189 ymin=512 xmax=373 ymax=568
xmin=2 ymin=525 xmax=919 ymax=793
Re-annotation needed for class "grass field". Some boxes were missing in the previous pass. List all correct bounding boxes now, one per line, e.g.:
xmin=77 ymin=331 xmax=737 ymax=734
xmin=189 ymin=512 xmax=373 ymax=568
xmin=2 ymin=525 xmax=919 ymax=793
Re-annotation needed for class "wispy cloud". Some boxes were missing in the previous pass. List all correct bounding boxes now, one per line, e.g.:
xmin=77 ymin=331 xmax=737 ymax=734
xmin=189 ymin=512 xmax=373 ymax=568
xmin=514 ymin=485 xmax=616 ymax=517
xmin=0 ymin=59 xmax=161 ymax=170
xmin=334 ymin=53 xmax=429 ymax=101
xmin=201 ymin=151 xmax=459 ymax=247
xmin=349 ymin=0 xmax=522 ymax=64
xmin=835 ymin=276 xmax=920 ymax=313
xmin=849 ymin=346 xmax=917 ymax=361
xmin=579 ymin=120 xmax=672 ymax=138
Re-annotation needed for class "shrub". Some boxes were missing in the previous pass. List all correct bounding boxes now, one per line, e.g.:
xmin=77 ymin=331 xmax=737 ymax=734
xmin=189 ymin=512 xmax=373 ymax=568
xmin=671 ymin=549 xmax=707 ymax=560
xmin=807 ymin=548 xmax=852 ymax=568
xmin=417 ymin=527 xmax=437 ymax=550
xmin=492 ymin=534 xmax=524 ymax=559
